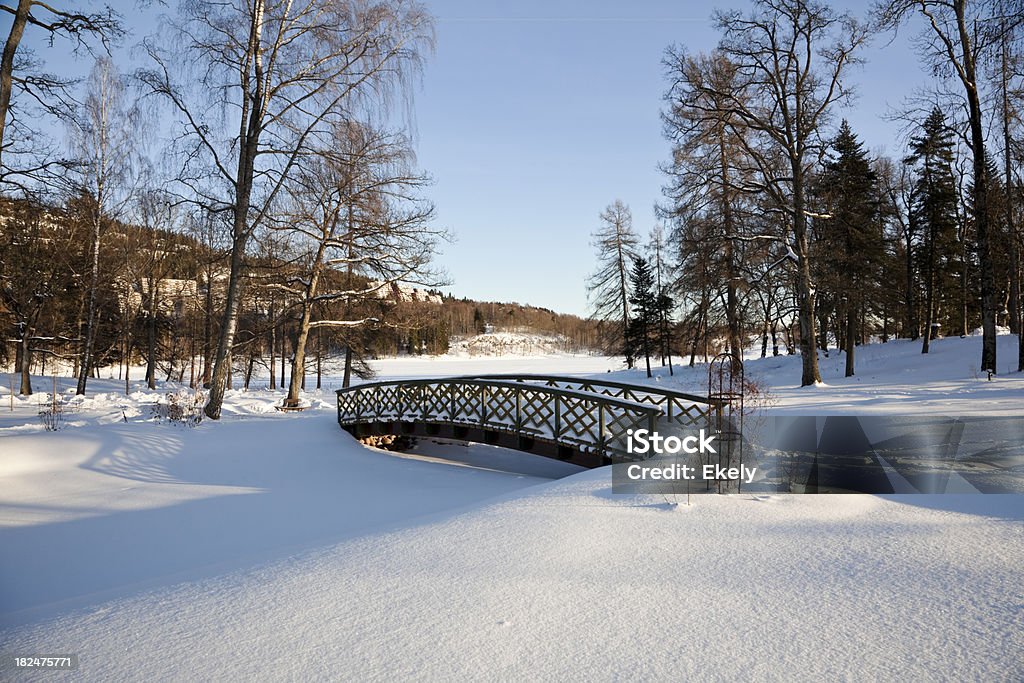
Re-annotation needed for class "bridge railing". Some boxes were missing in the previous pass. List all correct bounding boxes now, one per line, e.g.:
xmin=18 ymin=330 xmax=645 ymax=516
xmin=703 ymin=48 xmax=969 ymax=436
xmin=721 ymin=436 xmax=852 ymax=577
xmin=458 ymin=374 xmax=719 ymax=432
xmin=337 ymin=378 xmax=664 ymax=461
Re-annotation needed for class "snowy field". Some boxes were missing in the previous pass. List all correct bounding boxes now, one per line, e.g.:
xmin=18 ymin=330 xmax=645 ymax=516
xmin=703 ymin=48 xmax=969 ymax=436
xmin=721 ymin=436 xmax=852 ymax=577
xmin=1 ymin=336 xmax=1023 ymax=680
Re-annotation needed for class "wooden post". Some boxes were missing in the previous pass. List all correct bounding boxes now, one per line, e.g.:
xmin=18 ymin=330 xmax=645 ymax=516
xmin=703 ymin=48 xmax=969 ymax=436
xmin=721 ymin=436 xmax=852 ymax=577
xmin=554 ymin=395 xmax=561 ymax=440
xmin=514 ymin=386 xmax=522 ymax=435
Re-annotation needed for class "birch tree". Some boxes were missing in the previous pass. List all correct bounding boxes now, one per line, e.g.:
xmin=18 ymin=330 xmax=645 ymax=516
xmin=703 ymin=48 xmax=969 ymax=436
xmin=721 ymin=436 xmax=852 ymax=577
xmin=0 ymin=1 xmax=120 ymax=189
xmin=139 ymin=0 xmax=434 ymax=419
xmin=70 ymin=56 xmax=136 ymax=395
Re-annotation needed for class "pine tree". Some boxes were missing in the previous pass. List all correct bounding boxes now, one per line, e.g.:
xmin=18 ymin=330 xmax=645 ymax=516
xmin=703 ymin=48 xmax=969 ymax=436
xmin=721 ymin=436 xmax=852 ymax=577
xmin=626 ymin=257 xmax=658 ymax=378
xmin=814 ymin=120 xmax=882 ymax=376
xmin=905 ymin=108 xmax=960 ymax=354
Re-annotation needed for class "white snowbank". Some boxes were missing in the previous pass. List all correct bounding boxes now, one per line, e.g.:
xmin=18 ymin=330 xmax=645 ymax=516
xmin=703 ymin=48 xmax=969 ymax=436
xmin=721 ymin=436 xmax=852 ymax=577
xmin=1 ymin=456 xmax=1021 ymax=680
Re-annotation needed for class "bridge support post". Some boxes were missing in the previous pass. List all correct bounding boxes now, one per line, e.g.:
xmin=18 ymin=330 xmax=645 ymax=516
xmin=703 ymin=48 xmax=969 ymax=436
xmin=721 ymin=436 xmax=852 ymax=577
xmin=554 ymin=396 xmax=561 ymax=440
xmin=515 ymin=387 xmax=522 ymax=436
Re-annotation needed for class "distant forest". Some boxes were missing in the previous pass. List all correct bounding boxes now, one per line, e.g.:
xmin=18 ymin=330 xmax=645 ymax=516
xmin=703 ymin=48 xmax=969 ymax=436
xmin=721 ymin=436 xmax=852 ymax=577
xmin=0 ymin=1 xmax=601 ymax=415
xmin=588 ymin=0 xmax=1024 ymax=384
xmin=0 ymin=196 xmax=597 ymax=393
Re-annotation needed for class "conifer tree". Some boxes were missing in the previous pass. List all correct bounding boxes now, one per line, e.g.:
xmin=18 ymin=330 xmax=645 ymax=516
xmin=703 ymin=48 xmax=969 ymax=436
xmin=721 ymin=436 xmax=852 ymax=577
xmin=814 ymin=121 xmax=882 ymax=376
xmin=626 ymin=257 xmax=658 ymax=378
xmin=905 ymin=108 xmax=961 ymax=354
xmin=587 ymin=200 xmax=640 ymax=367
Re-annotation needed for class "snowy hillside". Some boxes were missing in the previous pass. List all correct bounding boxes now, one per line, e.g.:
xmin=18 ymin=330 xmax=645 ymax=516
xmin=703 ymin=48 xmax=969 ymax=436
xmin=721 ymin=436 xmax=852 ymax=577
xmin=447 ymin=330 xmax=580 ymax=357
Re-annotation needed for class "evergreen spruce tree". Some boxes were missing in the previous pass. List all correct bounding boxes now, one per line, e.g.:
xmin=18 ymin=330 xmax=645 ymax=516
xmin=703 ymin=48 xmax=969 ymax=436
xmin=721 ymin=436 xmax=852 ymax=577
xmin=905 ymin=108 xmax=961 ymax=354
xmin=814 ymin=120 xmax=882 ymax=376
xmin=626 ymin=257 xmax=658 ymax=378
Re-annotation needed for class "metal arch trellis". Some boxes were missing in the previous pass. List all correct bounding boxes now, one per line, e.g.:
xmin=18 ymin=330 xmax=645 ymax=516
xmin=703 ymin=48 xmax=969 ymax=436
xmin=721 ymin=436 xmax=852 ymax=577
xmin=708 ymin=352 xmax=745 ymax=493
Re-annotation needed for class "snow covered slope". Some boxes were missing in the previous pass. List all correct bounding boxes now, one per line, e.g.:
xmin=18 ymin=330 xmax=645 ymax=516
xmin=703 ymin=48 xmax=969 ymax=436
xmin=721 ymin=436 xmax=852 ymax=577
xmin=1 ymin=457 xmax=1021 ymax=680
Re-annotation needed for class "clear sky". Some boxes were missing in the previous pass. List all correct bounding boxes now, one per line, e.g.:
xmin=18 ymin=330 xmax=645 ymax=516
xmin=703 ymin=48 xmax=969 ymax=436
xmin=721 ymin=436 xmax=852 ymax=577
xmin=12 ymin=0 xmax=931 ymax=317
xmin=413 ymin=0 xmax=926 ymax=316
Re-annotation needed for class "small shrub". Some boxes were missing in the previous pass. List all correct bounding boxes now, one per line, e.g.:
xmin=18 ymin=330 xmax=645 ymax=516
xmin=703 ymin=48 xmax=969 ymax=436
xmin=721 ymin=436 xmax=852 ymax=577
xmin=152 ymin=389 xmax=205 ymax=427
xmin=37 ymin=394 xmax=64 ymax=432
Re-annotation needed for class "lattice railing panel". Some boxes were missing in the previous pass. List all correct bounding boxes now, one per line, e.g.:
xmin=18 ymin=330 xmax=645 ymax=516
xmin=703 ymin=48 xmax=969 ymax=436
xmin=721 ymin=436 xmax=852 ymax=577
xmin=519 ymin=388 xmax=555 ymax=437
xmin=338 ymin=378 xmax=678 ymax=461
xmin=557 ymin=394 xmax=602 ymax=446
xmin=483 ymin=385 xmax=518 ymax=429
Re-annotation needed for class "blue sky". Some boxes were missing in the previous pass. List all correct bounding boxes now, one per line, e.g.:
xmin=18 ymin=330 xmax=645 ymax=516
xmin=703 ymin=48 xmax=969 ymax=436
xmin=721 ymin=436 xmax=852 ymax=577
xmin=414 ymin=1 xmax=925 ymax=315
xmin=14 ymin=0 xmax=930 ymax=316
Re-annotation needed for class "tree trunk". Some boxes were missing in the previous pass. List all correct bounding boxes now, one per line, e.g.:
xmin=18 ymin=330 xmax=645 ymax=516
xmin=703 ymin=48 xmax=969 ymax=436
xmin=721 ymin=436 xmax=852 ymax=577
xmin=205 ymin=232 xmax=247 ymax=418
xmin=905 ymin=224 xmax=918 ymax=340
xmin=792 ymin=173 xmax=822 ymax=386
xmin=76 ymin=210 xmax=103 ymax=395
xmin=202 ymin=266 xmax=214 ymax=387
xmin=1002 ymin=30 xmax=1022 ymax=367
xmin=922 ymin=234 xmax=935 ymax=354
xmin=954 ymin=1 xmax=996 ymax=373
xmin=845 ymin=306 xmax=856 ymax=377
xmin=287 ymin=303 xmax=315 ymax=405
xmin=0 ymin=0 xmax=30 ymax=170
xmin=18 ymin=327 xmax=31 ymax=395
xmin=146 ymin=283 xmax=158 ymax=389
xmin=342 ymin=345 xmax=353 ymax=388
xmin=269 ymin=299 xmax=276 ymax=389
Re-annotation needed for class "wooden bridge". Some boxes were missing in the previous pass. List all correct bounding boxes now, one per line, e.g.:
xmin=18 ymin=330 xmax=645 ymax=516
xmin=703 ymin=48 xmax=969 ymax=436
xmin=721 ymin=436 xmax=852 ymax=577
xmin=336 ymin=374 xmax=722 ymax=467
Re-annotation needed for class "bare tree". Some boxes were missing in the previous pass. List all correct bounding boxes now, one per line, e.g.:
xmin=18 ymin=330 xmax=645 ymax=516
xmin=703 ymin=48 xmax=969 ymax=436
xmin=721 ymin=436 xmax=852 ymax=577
xmin=587 ymin=200 xmax=640 ymax=367
xmin=0 ymin=1 xmax=121 ymax=189
xmin=139 ymin=0 xmax=434 ymax=419
xmin=706 ymin=0 xmax=869 ymax=386
xmin=662 ymin=48 xmax=754 ymax=362
xmin=648 ymin=224 xmax=675 ymax=373
xmin=273 ymin=121 xmax=443 ymax=407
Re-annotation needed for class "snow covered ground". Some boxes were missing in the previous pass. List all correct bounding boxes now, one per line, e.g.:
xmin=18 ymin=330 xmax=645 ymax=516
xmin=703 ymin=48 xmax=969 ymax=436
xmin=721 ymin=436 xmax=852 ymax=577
xmin=1 ymin=337 xmax=1022 ymax=680
xmin=604 ymin=333 xmax=1024 ymax=416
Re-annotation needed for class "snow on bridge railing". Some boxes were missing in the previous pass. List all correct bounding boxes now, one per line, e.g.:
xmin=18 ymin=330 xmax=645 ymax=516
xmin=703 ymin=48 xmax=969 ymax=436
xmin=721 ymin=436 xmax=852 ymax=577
xmin=457 ymin=374 xmax=720 ymax=432
xmin=336 ymin=377 xmax=669 ymax=462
